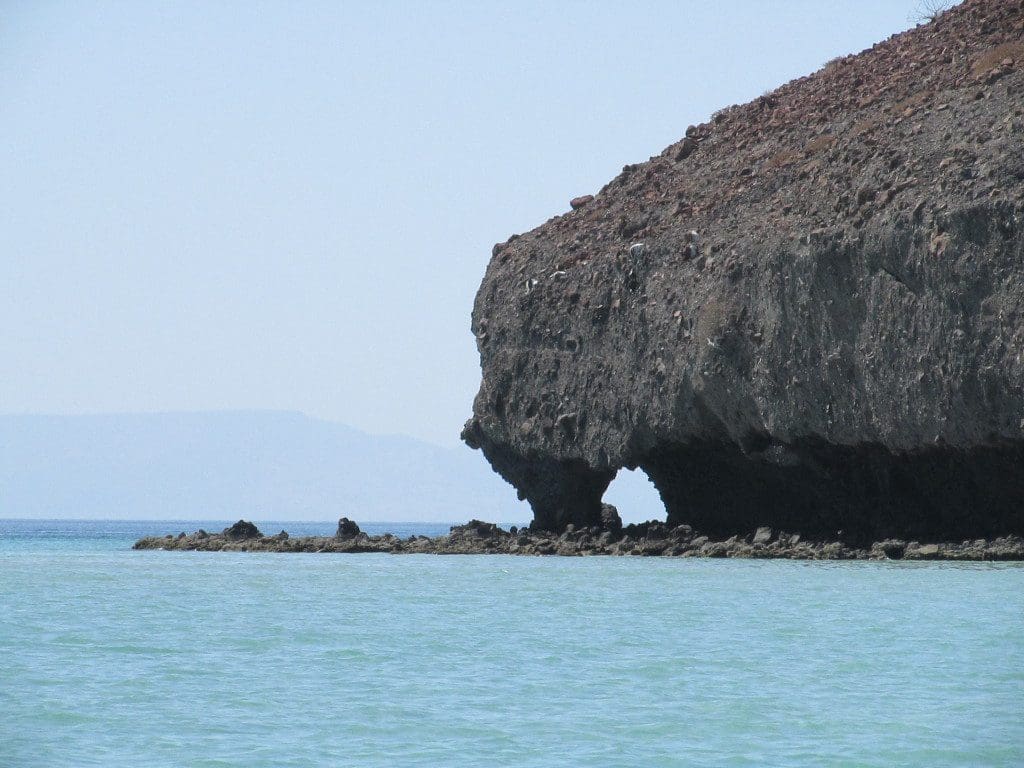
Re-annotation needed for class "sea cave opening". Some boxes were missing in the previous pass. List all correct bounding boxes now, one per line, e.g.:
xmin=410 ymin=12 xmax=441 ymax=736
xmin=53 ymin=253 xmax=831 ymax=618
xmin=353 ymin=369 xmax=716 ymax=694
xmin=602 ymin=467 xmax=666 ymax=526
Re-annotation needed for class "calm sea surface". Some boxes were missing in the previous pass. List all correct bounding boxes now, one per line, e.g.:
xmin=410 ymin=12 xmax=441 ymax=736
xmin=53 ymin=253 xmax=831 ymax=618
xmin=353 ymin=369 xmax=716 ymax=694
xmin=1 ymin=519 xmax=1022 ymax=768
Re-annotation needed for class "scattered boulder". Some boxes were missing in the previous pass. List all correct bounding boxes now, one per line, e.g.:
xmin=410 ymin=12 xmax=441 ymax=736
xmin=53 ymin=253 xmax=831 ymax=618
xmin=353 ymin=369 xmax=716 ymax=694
xmin=645 ymin=523 xmax=670 ymax=540
xmin=876 ymin=539 xmax=907 ymax=559
xmin=752 ymin=526 xmax=773 ymax=545
xmin=671 ymin=524 xmax=693 ymax=541
xmin=911 ymin=543 xmax=942 ymax=559
xmin=674 ymin=137 xmax=698 ymax=161
xmin=336 ymin=517 xmax=361 ymax=538
xmin=600 ymin=503 xmax=623 ymax=532
xmin=450 ymin=519 xmax=504 ymax=538
xmin=223 ymin=520 xmax=261 ymax=540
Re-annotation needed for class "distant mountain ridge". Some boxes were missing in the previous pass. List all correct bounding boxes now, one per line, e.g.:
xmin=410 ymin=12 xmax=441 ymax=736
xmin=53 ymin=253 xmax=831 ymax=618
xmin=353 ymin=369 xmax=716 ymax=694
xmin=0 ymin=411 xmax=529 ymax=522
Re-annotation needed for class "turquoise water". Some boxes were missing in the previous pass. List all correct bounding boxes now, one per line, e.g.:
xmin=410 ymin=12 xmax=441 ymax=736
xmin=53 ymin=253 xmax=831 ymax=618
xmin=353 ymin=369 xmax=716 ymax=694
xmin=2 ymin=521 xmax=1022 ymax=767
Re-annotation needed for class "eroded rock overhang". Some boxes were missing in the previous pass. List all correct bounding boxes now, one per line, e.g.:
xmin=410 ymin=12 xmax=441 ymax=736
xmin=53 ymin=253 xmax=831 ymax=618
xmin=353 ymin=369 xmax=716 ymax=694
xmin=464 ymin=203 xmax=1024 ymax=542
xmin=462 ymin=0 xmax=1024 ymax=540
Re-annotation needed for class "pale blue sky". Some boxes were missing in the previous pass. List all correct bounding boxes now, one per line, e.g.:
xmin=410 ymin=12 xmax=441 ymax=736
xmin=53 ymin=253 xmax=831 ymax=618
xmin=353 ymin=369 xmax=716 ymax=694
xmin=2 ymin=1 xmax=928 ymax=448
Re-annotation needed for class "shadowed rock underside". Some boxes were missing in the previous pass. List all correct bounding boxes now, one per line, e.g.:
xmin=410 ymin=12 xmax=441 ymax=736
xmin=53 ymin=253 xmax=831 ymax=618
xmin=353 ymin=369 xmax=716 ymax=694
xmin=463 ymin=0 xmax=1024 ymax=543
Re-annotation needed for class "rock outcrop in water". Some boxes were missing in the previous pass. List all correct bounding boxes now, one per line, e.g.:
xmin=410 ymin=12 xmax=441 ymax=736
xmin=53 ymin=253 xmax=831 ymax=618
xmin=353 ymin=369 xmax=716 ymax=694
xmin=224 ymin=519 xmax=262 ymax=540
xmin=133 ymin=518 xmax=1024 ymax=560
xmin=462 ymin=0 xmax=1024 ymax=542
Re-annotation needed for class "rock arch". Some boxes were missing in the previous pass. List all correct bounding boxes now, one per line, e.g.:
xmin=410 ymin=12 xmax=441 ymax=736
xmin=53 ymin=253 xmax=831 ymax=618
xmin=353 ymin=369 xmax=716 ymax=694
xmin=602 ymin=466 xmax=666 ymax=524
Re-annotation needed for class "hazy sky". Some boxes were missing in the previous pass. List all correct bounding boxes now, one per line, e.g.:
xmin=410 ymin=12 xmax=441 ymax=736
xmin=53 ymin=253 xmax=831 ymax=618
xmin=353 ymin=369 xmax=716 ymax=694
xmin=2 ymin=1 xmax=929 ymax=448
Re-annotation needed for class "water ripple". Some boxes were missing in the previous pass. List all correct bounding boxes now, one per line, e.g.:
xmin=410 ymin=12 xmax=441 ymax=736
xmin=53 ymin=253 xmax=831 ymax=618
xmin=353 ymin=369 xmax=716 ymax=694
xmin=1 ymin=527 xmax=1022 ymax=766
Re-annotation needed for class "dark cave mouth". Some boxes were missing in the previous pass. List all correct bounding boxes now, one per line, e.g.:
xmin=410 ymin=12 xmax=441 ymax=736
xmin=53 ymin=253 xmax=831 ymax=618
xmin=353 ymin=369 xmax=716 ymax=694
xmin=632 ymin=438 xmax=1024 ymax=545
xmin=472 ymin=415 xmax=1024 ymax=542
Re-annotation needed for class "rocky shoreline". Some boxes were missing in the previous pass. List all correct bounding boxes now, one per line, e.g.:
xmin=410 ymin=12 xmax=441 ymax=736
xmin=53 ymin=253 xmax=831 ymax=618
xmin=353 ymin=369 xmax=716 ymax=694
xmin=133 ymin=517 xmax=1024 ymax=561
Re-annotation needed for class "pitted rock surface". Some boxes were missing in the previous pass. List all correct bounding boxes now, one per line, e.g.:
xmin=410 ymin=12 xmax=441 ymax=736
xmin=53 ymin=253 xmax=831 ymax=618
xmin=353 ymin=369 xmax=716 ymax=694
xmin=463 ymin=0 xmax=1024 ymax=541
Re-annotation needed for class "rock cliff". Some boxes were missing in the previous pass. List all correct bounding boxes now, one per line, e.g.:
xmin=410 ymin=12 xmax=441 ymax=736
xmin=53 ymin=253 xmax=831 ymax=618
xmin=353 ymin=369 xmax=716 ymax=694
xmin=463 ymin=0 xmax=1024 ymax=542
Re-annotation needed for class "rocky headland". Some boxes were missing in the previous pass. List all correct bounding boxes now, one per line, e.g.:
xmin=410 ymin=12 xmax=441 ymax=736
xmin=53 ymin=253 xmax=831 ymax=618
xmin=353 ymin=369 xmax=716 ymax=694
xmin=133 ymin=518 xmax=1024 ymax=560
xmin=462 ymin=0 xmax=1024 ymax=543
xmin=138 ymin=2 xmax=1024 ymax=557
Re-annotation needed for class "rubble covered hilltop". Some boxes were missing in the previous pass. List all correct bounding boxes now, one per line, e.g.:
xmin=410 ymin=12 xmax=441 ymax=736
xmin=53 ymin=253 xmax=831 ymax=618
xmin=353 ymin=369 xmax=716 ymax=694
xmin=462 ymin=0 xmax=1024 ymax=543
xmin=132 ymin=519 xmax=1024 ymax=560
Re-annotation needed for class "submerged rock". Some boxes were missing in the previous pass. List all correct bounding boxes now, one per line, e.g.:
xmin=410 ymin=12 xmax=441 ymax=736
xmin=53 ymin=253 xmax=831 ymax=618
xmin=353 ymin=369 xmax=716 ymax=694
xmin=462 ymin=0 xmax=1024 ymax=543
xmin=752 ymin=527 xmax=773 ymax=545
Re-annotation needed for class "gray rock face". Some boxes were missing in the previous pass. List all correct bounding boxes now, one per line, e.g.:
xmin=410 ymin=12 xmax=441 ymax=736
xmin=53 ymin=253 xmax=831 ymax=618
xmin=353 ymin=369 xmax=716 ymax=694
xmin=336 ymin=517 xmax=361 ymax=538
xmin=463 ymin=0 xmax=1024 ymax=542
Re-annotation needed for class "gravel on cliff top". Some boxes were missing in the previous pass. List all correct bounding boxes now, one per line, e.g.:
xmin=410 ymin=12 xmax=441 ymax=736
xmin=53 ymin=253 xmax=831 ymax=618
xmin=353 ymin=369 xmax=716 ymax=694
xmin=487 ymin=0 xmax=1023 ymax=280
